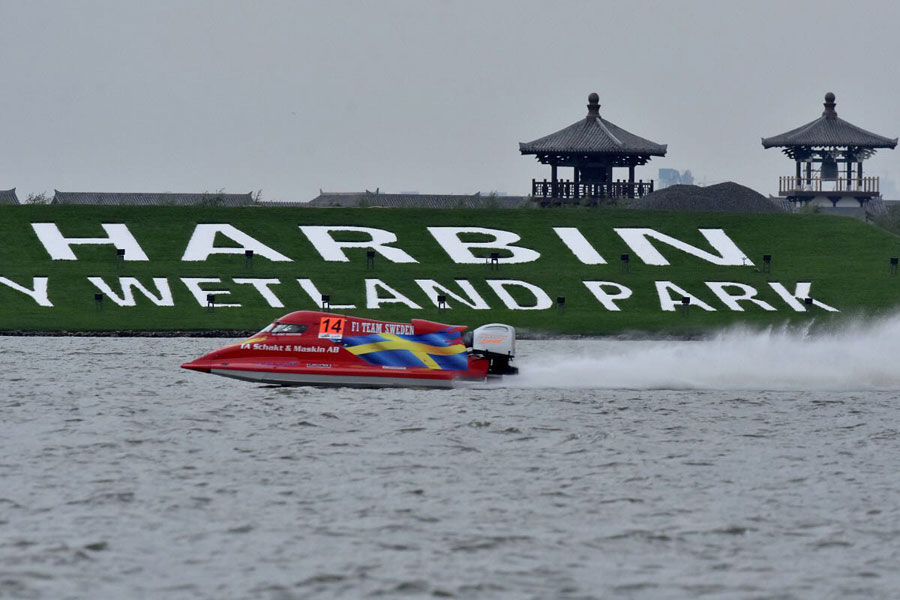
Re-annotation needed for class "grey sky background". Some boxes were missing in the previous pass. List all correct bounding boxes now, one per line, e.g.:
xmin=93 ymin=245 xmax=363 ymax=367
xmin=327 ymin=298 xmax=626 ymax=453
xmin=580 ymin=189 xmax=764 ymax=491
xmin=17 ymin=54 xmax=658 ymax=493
xmin=2 ymin=0 xmax=900 ymax=202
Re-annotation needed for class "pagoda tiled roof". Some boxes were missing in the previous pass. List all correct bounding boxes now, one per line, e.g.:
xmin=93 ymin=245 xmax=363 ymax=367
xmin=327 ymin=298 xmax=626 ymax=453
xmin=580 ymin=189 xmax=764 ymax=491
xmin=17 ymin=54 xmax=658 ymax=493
xmin=762 ymin=93 xmax=897 ymax=149
xmin=0 ymin=188 xmax=18 ymax=204
xmin=520 ymin=94 xmax=667 ymax=157
xmin=51 ymin=191 xmax=255 ymax=206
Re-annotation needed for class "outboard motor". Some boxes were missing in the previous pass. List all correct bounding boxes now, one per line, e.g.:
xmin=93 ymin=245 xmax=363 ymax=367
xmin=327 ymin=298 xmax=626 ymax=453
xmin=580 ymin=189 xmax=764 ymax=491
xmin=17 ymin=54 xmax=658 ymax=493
xmin=470 ymin=324 xmax=518 ymax=376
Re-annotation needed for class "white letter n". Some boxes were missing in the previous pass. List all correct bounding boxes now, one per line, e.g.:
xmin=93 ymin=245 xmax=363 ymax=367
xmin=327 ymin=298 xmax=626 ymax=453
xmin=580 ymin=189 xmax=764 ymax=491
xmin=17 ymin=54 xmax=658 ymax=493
xmin=0 ymin=276 xmax=53 ymax=307
xmin=614 ymin=228 xmax=750 ymax=266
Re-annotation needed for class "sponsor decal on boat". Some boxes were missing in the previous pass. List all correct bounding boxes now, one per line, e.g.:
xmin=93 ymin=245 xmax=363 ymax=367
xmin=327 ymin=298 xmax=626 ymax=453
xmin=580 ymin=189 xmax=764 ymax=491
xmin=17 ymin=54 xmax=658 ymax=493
xmin=350 ymin=320 xmax=415 ymax=335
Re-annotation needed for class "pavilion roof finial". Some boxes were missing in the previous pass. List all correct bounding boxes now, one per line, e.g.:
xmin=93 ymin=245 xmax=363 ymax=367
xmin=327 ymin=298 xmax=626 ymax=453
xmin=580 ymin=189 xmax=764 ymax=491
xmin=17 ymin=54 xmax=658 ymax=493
xmin=823 ymin=92 xmax=837 ymax=120
xmin=586 ymin=92 xmax=600 ymax=119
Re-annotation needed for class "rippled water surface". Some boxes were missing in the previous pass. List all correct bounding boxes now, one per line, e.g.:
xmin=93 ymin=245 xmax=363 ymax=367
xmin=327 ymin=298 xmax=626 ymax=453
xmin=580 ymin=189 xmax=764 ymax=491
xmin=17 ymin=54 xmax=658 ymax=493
xmin=2 ymin=327 xmax=900 ymax=599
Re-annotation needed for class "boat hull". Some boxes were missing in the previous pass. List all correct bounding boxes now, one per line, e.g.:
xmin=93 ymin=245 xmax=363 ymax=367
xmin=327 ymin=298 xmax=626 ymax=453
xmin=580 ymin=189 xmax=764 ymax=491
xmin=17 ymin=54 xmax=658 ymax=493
xmin=209 ymin=368 xmax=472 ymax=388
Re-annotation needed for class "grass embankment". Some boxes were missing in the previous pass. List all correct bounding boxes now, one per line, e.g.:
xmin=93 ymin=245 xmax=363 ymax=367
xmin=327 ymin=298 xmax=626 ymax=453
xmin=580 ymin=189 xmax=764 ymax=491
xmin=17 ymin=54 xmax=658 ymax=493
xmin=1 ymin=205 xmax=900 ymax=335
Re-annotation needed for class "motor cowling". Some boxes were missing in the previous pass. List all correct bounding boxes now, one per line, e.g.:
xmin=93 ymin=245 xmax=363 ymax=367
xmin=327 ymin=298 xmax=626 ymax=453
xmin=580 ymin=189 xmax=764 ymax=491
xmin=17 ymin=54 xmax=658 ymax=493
xmin=470 ymin=323 xmax=518 ymax=375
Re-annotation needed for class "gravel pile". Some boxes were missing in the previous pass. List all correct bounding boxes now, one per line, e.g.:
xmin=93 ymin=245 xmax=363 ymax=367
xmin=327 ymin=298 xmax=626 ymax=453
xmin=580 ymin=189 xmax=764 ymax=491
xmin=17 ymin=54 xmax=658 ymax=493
xmin=633 ymin=182 xmax=786 ymax=213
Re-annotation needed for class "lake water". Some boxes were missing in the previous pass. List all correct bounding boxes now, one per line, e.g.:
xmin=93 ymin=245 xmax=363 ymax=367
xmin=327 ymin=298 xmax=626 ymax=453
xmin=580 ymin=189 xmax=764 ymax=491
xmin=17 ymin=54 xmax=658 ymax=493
xmin=3 ymin=318 xmax=900 ymax=599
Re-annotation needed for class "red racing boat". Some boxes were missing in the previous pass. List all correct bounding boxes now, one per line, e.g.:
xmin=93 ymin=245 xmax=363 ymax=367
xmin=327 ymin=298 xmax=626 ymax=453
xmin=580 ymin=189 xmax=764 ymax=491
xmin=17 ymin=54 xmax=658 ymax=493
xmin=181 ymin=311 xmax=517 ymax=388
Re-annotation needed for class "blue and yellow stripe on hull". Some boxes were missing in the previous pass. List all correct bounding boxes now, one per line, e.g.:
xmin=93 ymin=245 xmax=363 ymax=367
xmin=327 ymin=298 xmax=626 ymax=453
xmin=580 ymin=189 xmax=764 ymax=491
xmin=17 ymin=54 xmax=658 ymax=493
xmin=342 ymin=329 xmax=468 ymax=370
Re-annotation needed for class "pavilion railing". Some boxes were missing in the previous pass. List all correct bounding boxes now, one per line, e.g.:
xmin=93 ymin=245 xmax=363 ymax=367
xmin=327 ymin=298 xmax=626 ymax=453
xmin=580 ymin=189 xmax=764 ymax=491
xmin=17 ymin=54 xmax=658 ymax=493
xmin=778 ymin=176 xmax=880 ymax=195
xmin=531 ymin=179 xmax=654 ymax=201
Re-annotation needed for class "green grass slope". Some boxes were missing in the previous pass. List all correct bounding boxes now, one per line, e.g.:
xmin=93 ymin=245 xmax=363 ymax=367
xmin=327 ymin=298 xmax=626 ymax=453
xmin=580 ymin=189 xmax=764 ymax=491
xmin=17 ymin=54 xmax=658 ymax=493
xmin=2 ymin=205 xmax=900 ymax=335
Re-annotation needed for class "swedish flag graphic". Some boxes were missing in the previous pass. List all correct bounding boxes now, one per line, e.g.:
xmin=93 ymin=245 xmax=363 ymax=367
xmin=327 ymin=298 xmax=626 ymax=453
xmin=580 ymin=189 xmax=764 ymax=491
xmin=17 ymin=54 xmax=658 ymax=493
xmin=342 ymin=328 xmax=468 ymax=370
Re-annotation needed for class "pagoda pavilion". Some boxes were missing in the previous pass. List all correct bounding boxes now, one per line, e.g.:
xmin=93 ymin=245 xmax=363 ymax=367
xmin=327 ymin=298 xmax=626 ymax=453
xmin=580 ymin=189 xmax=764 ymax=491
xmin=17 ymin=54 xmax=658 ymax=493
xmin=520 ymin=93 xmax=667 ymax=204
xmin=762 ymin=92 xmax=897 ymax=207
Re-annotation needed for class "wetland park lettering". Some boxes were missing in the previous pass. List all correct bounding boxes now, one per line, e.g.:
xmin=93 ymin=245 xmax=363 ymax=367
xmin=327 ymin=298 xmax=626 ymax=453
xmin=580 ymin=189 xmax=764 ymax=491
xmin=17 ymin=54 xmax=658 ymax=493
xmin=0 ymin=222 xmax=839 ymax=313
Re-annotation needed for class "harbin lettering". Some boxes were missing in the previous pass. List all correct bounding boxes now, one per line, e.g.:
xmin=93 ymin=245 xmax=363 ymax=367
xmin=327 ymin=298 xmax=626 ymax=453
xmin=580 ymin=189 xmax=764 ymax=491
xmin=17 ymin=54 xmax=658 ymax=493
xmin=28 ymin=222 xmax=752 ymax=266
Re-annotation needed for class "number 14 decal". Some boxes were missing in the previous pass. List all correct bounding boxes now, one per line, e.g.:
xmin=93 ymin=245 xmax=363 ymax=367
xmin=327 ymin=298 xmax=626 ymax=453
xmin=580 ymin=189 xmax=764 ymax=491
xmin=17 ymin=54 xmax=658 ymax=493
xmin=318 ymin=317 xmax=346 ymax=340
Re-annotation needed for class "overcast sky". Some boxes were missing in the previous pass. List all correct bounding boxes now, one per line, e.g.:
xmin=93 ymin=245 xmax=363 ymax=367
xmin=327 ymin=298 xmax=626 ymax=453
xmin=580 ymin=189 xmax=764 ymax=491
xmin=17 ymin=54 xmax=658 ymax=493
xmin=3 ymin=0 xmax=900 ymax=202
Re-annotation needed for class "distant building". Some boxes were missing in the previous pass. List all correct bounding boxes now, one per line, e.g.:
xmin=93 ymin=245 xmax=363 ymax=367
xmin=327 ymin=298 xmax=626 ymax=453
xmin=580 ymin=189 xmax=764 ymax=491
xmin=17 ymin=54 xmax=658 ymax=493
xmin=51 ymin=191 xmax=255 ymax=206
xmin=307 ymin=191 xmax=529 ymax=209
xmin=762 ymin=92 xmax=897 ymax=208
xmin=520 ymin=93 xmax=667 ymax=205
xmin=0 ymin=188 xmax=19 ymax=204
xmin=657 ymin=169 xmax=694 ymax=189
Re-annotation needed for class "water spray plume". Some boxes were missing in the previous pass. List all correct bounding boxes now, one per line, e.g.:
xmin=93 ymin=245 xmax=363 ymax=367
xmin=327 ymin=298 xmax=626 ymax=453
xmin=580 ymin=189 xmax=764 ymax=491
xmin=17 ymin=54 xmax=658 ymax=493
xmin=512 ymin=314 xmax=900 ymax=391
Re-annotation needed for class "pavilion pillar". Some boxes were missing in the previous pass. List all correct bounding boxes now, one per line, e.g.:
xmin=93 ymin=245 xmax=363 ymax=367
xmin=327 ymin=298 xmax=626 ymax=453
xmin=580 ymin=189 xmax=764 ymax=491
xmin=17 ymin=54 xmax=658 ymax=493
xmin=573 ymin=166 xmax=580 ymax=200
xmin=551 ymin=163 xmax=558 ymax=198
xmin=795 ymin=160 xmax=801 ymax=188
xmin=805 ymin=162 xmax=812 ymax=186
xmin=846 ymin=155 xmax=853 ymax=188
xmin=628 ymin=165 xmax=636 ymax=198
xmin=858 ymin=161 xmax=863 ymax=180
